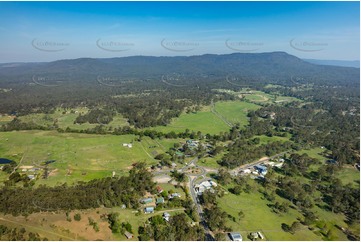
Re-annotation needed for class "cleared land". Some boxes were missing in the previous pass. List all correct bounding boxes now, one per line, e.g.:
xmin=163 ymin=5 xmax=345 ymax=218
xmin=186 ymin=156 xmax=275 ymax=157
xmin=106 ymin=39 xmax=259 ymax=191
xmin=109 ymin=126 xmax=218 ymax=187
xmin=0 ymin=131 xmax=183 ymax=186
xmin=213 ymin=101 xmax=260 ymax=127
xmin=150 ymin=106 xmax=230 ymax=135
xmin=17 ymin=107 xmax=129 ymax=130
xmin=0 ymin=182 xmax=186 ymax=241
xmin=218 ymin=180 xmax=349 ymax=241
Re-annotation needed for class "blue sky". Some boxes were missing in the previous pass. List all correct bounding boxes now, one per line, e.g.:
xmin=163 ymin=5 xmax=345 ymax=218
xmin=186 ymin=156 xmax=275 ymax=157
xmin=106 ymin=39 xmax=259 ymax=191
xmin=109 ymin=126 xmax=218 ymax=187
xmin=0 ymin=1 xmax=359 ymax=62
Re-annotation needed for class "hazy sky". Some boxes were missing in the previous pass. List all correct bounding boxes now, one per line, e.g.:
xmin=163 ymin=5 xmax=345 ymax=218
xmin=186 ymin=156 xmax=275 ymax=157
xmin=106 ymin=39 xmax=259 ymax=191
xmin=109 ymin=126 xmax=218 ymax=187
xmin=0 ymin=1 xmax=359 ymax=62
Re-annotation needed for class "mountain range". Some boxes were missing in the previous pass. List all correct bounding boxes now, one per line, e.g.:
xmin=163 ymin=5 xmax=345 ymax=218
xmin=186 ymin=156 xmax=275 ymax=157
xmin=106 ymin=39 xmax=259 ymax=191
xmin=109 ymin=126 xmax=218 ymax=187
xmin=0 ymin=52 xmax=359 ymax=86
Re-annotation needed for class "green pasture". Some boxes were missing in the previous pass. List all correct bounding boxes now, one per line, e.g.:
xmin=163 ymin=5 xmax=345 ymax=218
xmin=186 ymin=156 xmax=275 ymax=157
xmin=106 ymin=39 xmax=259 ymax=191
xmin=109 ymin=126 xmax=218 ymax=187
xmin=218 ymin=179 xmax=349 ymax=241
xmin=0 ymin=131 xmax=160 ymax=186
xmin=17 ymin=107 xmax=129 ymax=130
xmin=213 ymin=101 xmax=260 ymax=127
xmin=150 ymin=106 xmax=230 ymax=135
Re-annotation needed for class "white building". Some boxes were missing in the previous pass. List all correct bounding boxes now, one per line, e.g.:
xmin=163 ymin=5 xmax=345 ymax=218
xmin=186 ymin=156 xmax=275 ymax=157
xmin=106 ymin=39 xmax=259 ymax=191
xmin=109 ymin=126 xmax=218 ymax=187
xmin=122 ymin=143 xmax=133 ymax=148
xmin=229 ymin=232 xmax=242 ymax=241
xmin=194 ymin=180 xmax=217 ymax=195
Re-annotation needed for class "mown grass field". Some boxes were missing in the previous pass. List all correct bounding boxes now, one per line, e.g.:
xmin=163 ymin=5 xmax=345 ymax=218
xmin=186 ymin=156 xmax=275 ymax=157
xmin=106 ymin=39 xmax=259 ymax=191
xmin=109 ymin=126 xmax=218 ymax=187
xmin=213 ymin=101 xmax=260 ymax=127
xmin=150 ymin=106 xmax=230 ymax=135
xmin=0 ymin=131 xmax=182 ymax=186
xmin=218 ymin=179 xmax=349 ymax=241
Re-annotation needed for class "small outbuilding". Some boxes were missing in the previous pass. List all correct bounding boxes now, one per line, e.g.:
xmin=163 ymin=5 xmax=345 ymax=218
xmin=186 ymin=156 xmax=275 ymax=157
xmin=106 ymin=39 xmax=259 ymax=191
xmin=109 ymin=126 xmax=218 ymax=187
xmin=124 ymin=231 xmax=133 ymax=239
xmin=169 ymin=193 xmax=181 ymax=199
xmin=156 ymin=186 xmax=164 ymax=193
xmin=163 ymin=212 xmax=171 ymax=222
xmin=156 ymin=197 xmax=165 ymax=204
xmin=254 ymin=164 xmax=268 ymax=175
xmin=229 ymin=232 xmax=242 ymax=241
xmin=144 ymin=207 xmax=154 ymax=214
xmin=140 ymin=198 xmax=153 ymax=204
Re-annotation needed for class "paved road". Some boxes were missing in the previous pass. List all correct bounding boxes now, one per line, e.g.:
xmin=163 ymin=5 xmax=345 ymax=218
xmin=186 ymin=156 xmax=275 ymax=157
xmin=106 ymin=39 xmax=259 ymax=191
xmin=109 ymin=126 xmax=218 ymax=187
xmin=152 ymin=157 xmax=214 ymax=240
xmin=184 ymin=158 xmax=215 ymax=240
xmin=151 ymin=149 xmax=292 ymax=241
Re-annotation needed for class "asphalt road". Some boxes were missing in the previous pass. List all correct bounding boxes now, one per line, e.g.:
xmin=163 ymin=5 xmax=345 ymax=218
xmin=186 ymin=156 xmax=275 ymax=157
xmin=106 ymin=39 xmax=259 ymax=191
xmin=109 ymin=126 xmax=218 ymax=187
xmin=151 ymin=150 xmax=291 ymax=241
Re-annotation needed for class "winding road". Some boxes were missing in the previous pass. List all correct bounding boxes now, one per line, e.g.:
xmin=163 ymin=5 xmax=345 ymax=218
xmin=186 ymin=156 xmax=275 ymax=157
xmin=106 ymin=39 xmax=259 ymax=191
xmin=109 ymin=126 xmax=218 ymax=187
xmin=152 ymin=157 xmax=215 ymax=240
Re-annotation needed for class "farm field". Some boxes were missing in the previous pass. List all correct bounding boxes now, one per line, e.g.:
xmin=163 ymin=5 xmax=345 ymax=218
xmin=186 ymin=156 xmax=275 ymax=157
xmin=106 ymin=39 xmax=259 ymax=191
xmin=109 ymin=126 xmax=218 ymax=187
xmin=253 ymin=134 xmax=291 ymax=146
xmin=0 ymin=131 xmax=183 ymax=186
xmin=150 ymin=105 xmax=230 ymax=135
xmin=17 ymin=107 xmax=129 ymax=130
xmin=213 ymin=101 xmax=260 ymax=127
xmin=218 ymin=180 xmax=349 ymax=241
xmin=214 ymin=89 xmax=302 ymax=105
xmin=243 ymin=90 xmax=301 ymax=104
xmin=335 ymin=165 xmax=360 ymax=187
xmin=151 ymin=100 xmax=265 ymax=135
xmin=0 ymin=203 xmax=187 ymax=241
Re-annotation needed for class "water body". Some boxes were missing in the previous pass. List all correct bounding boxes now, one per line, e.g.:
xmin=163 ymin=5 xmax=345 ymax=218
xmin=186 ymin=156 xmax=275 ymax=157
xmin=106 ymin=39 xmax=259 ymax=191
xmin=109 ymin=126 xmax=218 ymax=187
xmin=0 ymin=158 xmax=13 ymax=164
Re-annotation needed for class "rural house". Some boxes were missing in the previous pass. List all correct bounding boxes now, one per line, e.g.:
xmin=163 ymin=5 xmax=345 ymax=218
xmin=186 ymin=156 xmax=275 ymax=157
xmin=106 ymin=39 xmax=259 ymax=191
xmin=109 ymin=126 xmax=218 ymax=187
xmin=156 ymin=185 xmax=164 ymax=193
xmin=140 ymin=197 xmax=153 ymax=204
xmin=254 ymin=164 xmax=268 ymax=175
xmin=144 ymin=207 xmax=154 ymax=214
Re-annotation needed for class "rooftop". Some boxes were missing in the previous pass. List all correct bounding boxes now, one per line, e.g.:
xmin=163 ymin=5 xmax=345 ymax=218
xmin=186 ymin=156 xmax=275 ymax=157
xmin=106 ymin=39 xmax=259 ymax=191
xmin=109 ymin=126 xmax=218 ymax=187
xmin=229 ymin=232 xmax=242 ymax=241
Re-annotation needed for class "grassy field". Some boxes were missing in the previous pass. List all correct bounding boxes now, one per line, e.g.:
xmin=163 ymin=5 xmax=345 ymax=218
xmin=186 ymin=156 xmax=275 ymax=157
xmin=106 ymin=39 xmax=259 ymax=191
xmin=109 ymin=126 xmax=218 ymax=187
xmin=0 ymin=131 xmax=181 ymax=186
xmin=218 ymin=182 xmax=321 ymax=241
xmin=336 ymin=166 xmax=360 ymax=187
xmin=213 ymin=101 xmax=260 ymax=127
xmin=253 ymin=134 xmax=291 ymax=146
xmin=150 ymin=106 xmax=230 ymax=135
xmin=151 ymin=100 xmax=264 ymax=135
xmin=198 ymin=153 xmax=224 ymax=169
xmin=214 ymin=89 xmax=302 ymax=105
xmin=0 ymin=114 xmax=14 ymax=125
xmin=0 ymin=203 xmax=187 ymax=241
xmin=218 ymin=179 xmax=349 ymax=241
xmin=296 ymin=147 xmax=327 ymax=161
xmin=17 ymin=107 xmax=129 ymax=130
xmin=0 ymin=183 xmax=187 ymax=240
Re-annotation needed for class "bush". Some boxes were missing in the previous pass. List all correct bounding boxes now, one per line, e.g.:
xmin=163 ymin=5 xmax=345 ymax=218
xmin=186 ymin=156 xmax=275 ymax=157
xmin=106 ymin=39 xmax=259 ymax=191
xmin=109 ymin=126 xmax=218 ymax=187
xmin=74 ymin=213 xmax=81 ymax=221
